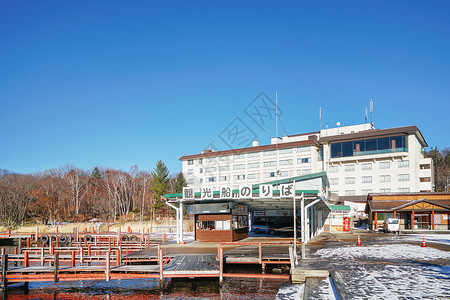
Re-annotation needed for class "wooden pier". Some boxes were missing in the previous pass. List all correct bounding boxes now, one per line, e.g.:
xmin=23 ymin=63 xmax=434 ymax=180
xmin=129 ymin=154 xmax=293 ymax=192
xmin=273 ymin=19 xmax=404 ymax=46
xmin=1 ymin=233 xmax=295 ymax=291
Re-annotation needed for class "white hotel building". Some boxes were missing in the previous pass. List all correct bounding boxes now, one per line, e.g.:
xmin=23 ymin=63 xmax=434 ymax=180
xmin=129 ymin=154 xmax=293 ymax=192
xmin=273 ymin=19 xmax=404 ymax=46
xmin=180 ymin=123 xmax=434 ymax=215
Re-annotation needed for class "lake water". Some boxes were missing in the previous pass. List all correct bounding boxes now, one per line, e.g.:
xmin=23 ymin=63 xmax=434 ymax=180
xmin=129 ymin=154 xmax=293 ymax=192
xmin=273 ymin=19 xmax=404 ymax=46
xmin=3 ymin=277 xmax=287 ymax=299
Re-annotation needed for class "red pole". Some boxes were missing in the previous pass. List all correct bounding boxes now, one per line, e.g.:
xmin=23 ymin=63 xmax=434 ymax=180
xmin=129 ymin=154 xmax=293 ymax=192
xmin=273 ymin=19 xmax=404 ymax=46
xmin=71 ymin=251 xmax=75 ymax=267
xmin=24 ymin=251 xmax=29 ymax=268
xmin=14 ymin=247 xmax=17 ymax=255
xmin=27 ymin=238 xmax=30 ymax=248
xmin=116 ymin=249 xmax=121 ymax=266
xmin=88 ymin=245 xmax=91 ymax=256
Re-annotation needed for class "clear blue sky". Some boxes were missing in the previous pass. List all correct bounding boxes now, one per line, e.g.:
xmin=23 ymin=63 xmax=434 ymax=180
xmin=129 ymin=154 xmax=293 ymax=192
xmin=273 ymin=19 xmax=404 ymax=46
xmin=1 ymin=1 xmax=449 ymax=175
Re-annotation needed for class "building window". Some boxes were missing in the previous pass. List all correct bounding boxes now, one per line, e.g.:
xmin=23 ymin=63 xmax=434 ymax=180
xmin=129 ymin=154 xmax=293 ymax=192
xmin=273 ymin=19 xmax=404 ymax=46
xmin=219 ymin=156 xmax=230 ymax=161
xmin=188 ymin=160 xmax=194 ymax=165
xmin=279 ymin=148 xmax=293 ymax=154
xmin=398 ymin=174 xmax=410 ymax=182
xmin=362 ymin=163 xmax=372 ymax=171
xmin=200 ymin=168 xmax=203 ymax=173
xmin=247 ymin=173 xmax=256 ymax=180
xmin=233 ymin=164 xmax=245 ymax=170
xmin=380 ymin=188 xmax=391 ymax=193
xmin=420 ymin=164 xmax=431 ymax=169
xmin=362 ymin=176 xmax=372 ymax=183
xmin=237 ymin=174 xmax=245 ymax=180
xmin=398 ymin=160 xmax=409 ymax=168
xmin=187 ymin=179 xmax=194 ymax=184
xmin=362 ymin=189 xmax=373 ymax=194
xmin=264 ymin=150 xmax=276 ymax=156
xmin=233 ymin=154 xmax=245 ymax=160
xmin=329 ymin=178 xmax=338 ymax=185
xmin=207 ymin=177 xmax=216 ymax=182
xmin=248 ymin=152 xmax=260 ymax=158
xmin=248 ymin=162 xmax=260 ymax=169
xmin=379 ymin=161 xmax=390 ymax=169
xmin=345 ymin=165 xmax=355 ymax=172
xmin=345 ymin=190 xmax=355 ymax=196
xmin=269 ymin=172 xmax=276 ymax=178
xmin=420 ymin=177 xmax=431 ymax=182
xmin=398 ymin=187 xmax=410 ymax=193
xmin=298 ymin=157 xmax=311 ymax=164
xmin=205 ymin=167 xmax=217 ymax=173
xmin=188 ymin=169 xmax=194 ymax=175
xmin=280 ymin=171 xmax=289 ymax=177
xmin=297 ymin=146 xmax=310 ymax=153
xmin=301 ymin=169 xmax=312 ymax=175
xmin=200 ymin=178 xmax=203 ymax=183
xmin=330 ymin=135 xmax=407 ymax=158
xmin=345 ymin=177 xmax=355 ymax=184
xmin=219 ymin=176 xmax=227 ymax=182
xmin=264 ymin=161 xmax=277 ymax=167
xmin=328 ymin=165 xmax=338 ymax=173
xmin=219 ymin=165 xmax=230 ymax=171
xmin=199 ymin=158 xmax=203 ymax=164
xmin=380 ymin=175 xmax=391 ymax=182
xmin=205 ymin=157 xmax=216 ymax=163
xmin=279 ymin=159 xmax=293 ymax=166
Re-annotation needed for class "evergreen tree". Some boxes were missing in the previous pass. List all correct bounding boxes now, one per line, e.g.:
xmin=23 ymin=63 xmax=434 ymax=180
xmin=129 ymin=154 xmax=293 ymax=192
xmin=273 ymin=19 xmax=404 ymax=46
xmin=91 ymin=167 xmax=101 ymax=178
xmin=151 ymin=160 xmax=170 ymax=212
xmin=172 ymin=172 xmax=187 ymax=193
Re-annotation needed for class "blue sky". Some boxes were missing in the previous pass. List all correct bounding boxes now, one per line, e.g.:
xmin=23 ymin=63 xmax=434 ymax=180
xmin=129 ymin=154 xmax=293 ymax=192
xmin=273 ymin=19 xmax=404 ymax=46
xmin=1 ymin=1 xmax=449 ymax=175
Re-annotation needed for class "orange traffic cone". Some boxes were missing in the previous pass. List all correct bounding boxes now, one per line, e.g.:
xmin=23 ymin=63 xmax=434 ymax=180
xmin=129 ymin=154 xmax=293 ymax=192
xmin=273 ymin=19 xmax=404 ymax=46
xmin=421 ymin=236 xmax=427 ymax=247
xmin=356 ymin=234 xmax=362 ymax=246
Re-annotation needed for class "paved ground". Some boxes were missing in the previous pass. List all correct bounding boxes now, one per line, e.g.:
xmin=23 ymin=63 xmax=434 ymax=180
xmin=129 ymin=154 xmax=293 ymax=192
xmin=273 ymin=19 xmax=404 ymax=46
xmin=299 ymin=230 xmax=450 ymax=299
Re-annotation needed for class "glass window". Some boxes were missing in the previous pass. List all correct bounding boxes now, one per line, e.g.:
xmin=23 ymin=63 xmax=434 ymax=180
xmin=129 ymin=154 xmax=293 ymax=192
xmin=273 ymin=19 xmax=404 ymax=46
xmin=378 ymin=137 xmax=390 ymax=150
xmin=331 ymin=143 xmax=341 ymax=158
xmin=398 ymin=160 xmax=409 ymax=168
xmin=345 ymin=177 xmax=355 ymax=184
xmin=201 ymin=221 xmax=215 ymax=230
xmin=219 ymin=165 xmax=230 ymax=171
xmin=233 ymin=164 xmax=245 ymax=170
xmin=362 ymin=163 xmax=372 ymax=170
xmin=329 ymin=178 xmax=338 ymax=185
xmin=398 ymin=174 xmax=410 ymax=181
xmin=206 ymin=167 xmax=217 ymax=172
xmin=187 ymin=179 xmax=194 ymax=184
xmin=345 ymin=190 xmax=355 ymax=196
xmin=298 ymin=157 xmax=311 ymax=164
xmin=302 ymin=169 xmax=312 ymax=175
xmin=188 ymin=160 xmax=194 ymax=165
xmin=264 ymin=150 xmax=276 ymax=156
xmin=219 ymin=176 xmax=227 ymax=182
xmin=188 ymin=169 xmax=194 ymax=174
xmin=237 ymin=174 xmax=245 ymax=180
xmin=379 ymin=161 xmax=390 ymax=169
xmin=264 ymin=161 xmax=276 ymax=167
xmin=380 ymin=175 xmax=391 ymax=182
xmin=392 ymin=136 xmax=405 ymax=149
xmin=279 ymin=159 xmax=293 ymax=166
xmin=328 ymin=165 xmax=338 ymax=173
xmin=365 ymin=139 xmax=377 ymax=152
xmin=345 ymin=165 xmax=355 ymax=172
xmin=247 ymin=173 xmax=256 ymax=179
xmin=248 ymin=152 xmax=260 ymax=158
xmin=380 ymin=188 xmax=391 ymax=193
xmin=398 ymin=187 xmax=410 ymax=193
xmin=362 ymin=189 xmax=373 ymax=194
xmin=218 ymin=156 xmax=230 ymax=161
xmin=298 ymin=146 xmax=310 ymax=152
xmin=233 ymin=154 xmax=245 ymax=160
xmin=279 ymin=148 xmax=293 ymax=154
xmin=248 ymin=162 xmax=260 ymax=169
xmin=342 ymin=142 xmax=353 ymax=157
xmin=362 ymin=176 xmax=372 ymax=183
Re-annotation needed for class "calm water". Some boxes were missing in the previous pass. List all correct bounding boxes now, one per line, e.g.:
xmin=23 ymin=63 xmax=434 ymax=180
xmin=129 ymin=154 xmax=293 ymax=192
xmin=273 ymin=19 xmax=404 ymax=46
xmin=3 ymin=277 xmax=287 ymax=299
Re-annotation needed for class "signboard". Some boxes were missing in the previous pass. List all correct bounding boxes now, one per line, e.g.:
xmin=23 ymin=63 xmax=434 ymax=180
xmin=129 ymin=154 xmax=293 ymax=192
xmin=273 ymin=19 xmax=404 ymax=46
xmin=201 ymin=187 xmax=214 ymax=200
xmin=280 ymin=183 xmax=295 ymax=198
xmin=220 ymin=186 xmax=233 ymax=199
xmin=232 ymin=203 xmax=248 ymax=215
xmin=239 ymin=185 xmax=253 ymax=198
xmin=259 ymin=184 xmax=273 ymax=198
xmin=183 ymin=187 xmax=194 ymax=200
xmin=187 ymin=203 xmax=231 ymax=214
xmin=254 ymin=210 xmax=293 ymax=217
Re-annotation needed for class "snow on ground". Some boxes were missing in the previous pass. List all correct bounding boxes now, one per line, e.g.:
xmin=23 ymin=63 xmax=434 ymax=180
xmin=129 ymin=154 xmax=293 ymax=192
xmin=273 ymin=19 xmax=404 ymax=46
xmin=275 ymin=282 xmax=304 ymax=300
xmin=315 ymin=244 xmax=450 ymax=261
xmin=399 ymin=233 xmax=450 ymax=245
xmin=310 ymin=243 xmax=450 ymax=299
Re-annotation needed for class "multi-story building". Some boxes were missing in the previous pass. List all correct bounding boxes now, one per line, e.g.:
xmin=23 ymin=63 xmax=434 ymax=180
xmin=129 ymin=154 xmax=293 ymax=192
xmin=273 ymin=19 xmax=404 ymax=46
xmin=180 ymin=123 xmax=434 ymax=215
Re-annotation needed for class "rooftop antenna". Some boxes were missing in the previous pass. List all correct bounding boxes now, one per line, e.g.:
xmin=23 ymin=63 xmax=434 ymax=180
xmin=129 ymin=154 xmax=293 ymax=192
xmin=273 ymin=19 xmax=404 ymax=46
xmin=319 ymin=107 xmax=322 ymax=137
xmin=370 ymin=98 xmax=374 ymax=128
xmin=364 ymin=106 xmax=368 ymax=124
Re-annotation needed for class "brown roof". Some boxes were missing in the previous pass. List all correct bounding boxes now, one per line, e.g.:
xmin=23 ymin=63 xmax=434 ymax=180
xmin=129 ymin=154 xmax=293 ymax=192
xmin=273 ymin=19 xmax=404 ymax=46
xmin=180 ymin=139 xmax=316 ymax=161
xmin=319 ymin=125 xmax=428 ymax=147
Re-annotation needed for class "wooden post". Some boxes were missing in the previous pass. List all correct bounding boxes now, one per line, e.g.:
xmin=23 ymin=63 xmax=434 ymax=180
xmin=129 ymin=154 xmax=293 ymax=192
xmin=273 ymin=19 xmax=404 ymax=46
xmin=35 ymin=227 xmax=39 ymax=242
xmin=1 ymin=251 xmax=8 ymax=290
xmin=219 ymin=246 xmax=223 ymax=284
xmin=432 ymin=210 xmax=435 ymax=230
xmin=159 ymin=248 xmax=163 ymax=283
xmin=54 ymin=252 xmax=59 ymax=282
xmin=258 ymin=243 xmax=262 ymax=264
xmin=116 ymin=249 xmax=121 ymax=267
xmin=412 ymin=211 xmax=415 ymax=230
xmin=394 ymin=211 xmax=397 ymax=218
xmin=105 ymin=251 xmax=110 ymax=282
xmin=71 ymin=251 xmax=75 ymax=267
xmin=24 ymin=251 xmax=29 ymax=268
xmin=79 ymin=247 xmax=84 ymax=266
xmin=374 ymin=212 xmax=378 ymax=231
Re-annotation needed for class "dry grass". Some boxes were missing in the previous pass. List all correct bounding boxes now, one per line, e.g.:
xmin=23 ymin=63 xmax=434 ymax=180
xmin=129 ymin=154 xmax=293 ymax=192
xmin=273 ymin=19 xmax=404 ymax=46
xmin=1 ymin=218 xmax=194 ymax=235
